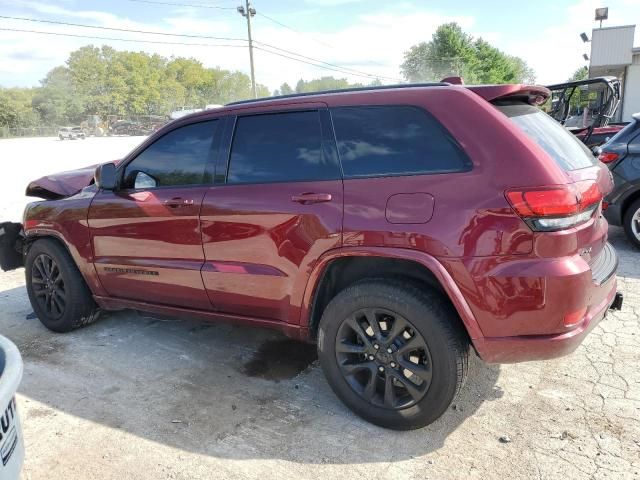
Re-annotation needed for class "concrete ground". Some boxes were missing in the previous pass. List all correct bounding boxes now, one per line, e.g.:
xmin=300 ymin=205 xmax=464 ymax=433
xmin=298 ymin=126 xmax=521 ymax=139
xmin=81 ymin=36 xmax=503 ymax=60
xmin=1 ymin=137 xmax=639 ymax=480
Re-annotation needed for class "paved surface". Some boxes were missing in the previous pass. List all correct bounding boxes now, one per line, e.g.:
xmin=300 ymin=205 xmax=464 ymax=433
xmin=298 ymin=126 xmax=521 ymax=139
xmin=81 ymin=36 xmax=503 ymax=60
xmin=0 ymin=138 xmax=639 ymax=479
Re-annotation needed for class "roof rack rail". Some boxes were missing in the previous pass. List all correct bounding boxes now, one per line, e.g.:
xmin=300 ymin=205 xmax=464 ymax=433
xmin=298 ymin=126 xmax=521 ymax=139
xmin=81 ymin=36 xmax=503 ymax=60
xmin=225 ymin=82 xmax=450 ymax=107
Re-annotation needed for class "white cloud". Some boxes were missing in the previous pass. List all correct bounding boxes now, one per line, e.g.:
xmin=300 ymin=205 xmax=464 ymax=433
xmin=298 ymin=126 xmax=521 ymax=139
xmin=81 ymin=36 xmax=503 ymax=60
xmin=0 ymin=1 xmax=475 ymax=90
xmin=1 ymin=0 xmax=638 ymax=94
xmin=303 ymin=0 xmax=365 ymax=6
xmin=503 ymin=0 xmax=640 ymax=84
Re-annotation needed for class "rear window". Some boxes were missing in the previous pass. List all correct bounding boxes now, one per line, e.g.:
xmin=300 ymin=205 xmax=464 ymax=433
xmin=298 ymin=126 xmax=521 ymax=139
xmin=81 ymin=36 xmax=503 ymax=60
xmin=496 ymin=103 xmax=596 ymax=171
xmin=330 ymin=106 xmax=471 ymax=178
xmin=606 ymin=118 xmax=640 ymax=145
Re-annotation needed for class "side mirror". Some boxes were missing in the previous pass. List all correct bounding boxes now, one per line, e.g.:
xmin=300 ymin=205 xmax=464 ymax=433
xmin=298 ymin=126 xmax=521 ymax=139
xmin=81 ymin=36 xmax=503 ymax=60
xmin=94 ymin=163 xmax=117 ymax=190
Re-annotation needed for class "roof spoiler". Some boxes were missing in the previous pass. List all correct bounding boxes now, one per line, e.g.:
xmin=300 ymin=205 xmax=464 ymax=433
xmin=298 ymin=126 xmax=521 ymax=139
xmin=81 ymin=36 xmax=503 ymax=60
xmin=465 ymin=84 xmax=550 ymax=106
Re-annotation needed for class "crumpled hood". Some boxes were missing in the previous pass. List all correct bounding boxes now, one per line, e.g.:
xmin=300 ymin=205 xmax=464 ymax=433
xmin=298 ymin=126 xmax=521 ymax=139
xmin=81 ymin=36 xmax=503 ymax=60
xmin=26 ymin=160 xmax=121 ymax=200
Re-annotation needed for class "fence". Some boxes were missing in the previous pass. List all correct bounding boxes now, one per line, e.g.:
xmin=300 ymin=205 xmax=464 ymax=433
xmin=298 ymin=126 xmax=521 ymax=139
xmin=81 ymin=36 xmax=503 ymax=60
xmin=0 ymin=126 xmax=60 ymax=139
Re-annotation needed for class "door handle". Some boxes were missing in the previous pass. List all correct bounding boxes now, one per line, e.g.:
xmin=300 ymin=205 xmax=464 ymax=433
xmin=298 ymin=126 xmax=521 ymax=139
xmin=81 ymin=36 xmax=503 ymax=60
xmin=164 ymin=197 xmax=195 ymax=208
xmin=291 ymin=193 xmax=332 ymax=205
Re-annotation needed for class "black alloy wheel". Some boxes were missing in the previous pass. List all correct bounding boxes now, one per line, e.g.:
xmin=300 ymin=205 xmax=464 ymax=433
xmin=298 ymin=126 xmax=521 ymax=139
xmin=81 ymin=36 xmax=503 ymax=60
xmin=31 ymin=253 xmax=66 ymax=319
xmin=335 ymin=307 xmax=432 ymax=410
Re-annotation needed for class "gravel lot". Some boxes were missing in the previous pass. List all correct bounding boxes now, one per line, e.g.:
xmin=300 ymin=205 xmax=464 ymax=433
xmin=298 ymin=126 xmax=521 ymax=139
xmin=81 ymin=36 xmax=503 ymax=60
xmin=1 ymin=137 xmax=639 ymax=480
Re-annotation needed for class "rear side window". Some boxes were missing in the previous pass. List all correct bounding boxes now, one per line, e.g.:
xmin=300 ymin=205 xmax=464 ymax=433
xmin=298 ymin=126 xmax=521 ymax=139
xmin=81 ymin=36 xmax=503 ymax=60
xmin=330 ymin=105 xmax=471 ymax=178
xmin=227 ymin=111 xmax=338 ymax=184
xmin=123 ymin=120 xmax=216 ymax=188
xmin=496 ymin=103 xmax=596 ymax=171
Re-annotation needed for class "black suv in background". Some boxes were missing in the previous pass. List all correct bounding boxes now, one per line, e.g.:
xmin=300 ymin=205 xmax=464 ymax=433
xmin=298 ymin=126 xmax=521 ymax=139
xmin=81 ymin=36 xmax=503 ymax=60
xmin=600 ymin=113 xmax=640 ymax=246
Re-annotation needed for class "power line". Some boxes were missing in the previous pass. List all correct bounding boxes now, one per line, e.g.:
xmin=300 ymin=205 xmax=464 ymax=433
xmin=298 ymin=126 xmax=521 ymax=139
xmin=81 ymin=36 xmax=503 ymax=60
xmin=0 ymin=15 xmax=398 ymax=81
xmin=254 ymin=40 xmax=401 ymax=82
xmin=127 ymin=0 xmax=236 ymax=10
xmin=256 ymin=12 xmax=334 ymax=49
xmin=0 ymin=15 xmax=247 ymax=42
xmin=254 ymin=45 xmax=387 ymax=81
xmin=0 ymin=27 xmax=247 ymax=48
xmin=0 ymin=26 xmax=387 ymax=80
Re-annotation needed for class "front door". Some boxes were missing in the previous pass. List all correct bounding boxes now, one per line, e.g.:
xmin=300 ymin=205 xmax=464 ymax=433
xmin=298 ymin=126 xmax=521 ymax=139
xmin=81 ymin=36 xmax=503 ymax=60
xmin=200 ymin=108 xmax=343 ymax=323
xmin=88 ymin=119 xmax=220 ymax=310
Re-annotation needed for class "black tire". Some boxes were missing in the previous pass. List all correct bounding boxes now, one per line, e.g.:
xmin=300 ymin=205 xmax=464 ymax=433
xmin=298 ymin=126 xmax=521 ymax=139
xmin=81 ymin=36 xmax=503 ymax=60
xmin=623 ymin=198 xmax=640 ymax=248
xmin=317 ymin=279 xmax=469 ymax=430
xmin=25 ymin=239 xmax=100 ymax=333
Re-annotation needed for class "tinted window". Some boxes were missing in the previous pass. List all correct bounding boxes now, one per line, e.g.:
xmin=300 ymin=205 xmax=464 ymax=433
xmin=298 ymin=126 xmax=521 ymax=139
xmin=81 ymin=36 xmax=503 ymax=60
xmin=496 ymin=103 xmax=595 ymax=171
xmin=331 ymin=106 xmax=471 ymax=178
xmin=606 ymin=117 xmax=640 ymax=146
xmin=123 ymin=120 xmax=216 ymax=189
xmin=227 ymin=111 xmax=337 ymax=184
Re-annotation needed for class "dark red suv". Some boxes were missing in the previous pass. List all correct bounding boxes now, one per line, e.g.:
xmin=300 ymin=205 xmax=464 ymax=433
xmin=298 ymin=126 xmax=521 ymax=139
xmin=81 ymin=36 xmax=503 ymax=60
xmin=0 ymin=83 xmax=622 ymax=430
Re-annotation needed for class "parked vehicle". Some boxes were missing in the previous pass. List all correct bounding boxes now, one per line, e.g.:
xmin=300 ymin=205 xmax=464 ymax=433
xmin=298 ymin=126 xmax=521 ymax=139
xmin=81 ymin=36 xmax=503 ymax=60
xmin=1 ymin=83 xmax=623 ymax=430
xmin=546 ymin=76 xmax=624 ymax=148
xmin=58 ymin=126 xmax=85 ymax=140
xmin=0 ymin=335 xmax=24 ymax=479
xmin=170 ymin=106 xmax=203 ymax=120
xmin=599 ymin=113 xmax=640 ymax=246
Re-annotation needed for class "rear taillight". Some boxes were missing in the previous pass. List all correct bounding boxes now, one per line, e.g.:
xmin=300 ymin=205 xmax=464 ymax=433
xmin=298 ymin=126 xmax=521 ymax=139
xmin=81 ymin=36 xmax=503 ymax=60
xmin=506 ymin=181 xmax=602 ymax=231
xmin=598 ymin=151 xmax=619 ymax=164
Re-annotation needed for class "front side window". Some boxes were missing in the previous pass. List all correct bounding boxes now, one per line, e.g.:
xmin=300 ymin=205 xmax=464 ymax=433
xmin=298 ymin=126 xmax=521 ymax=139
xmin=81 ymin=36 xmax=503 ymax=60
xmin=123 ymin=120 xmax=217 ymax=189
xmin=227 ymin=110 xmax=338 ymax=184
xmin=331 ymin=105 xmax=471 ymax=178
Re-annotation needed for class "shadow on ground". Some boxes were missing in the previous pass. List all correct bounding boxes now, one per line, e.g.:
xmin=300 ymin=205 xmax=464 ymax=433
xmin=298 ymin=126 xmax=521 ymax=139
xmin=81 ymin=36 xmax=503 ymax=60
xmin=0 ymin=284 xmax=501 ymax=465
xmin=609 ymin=226 xmax=640 ymax=279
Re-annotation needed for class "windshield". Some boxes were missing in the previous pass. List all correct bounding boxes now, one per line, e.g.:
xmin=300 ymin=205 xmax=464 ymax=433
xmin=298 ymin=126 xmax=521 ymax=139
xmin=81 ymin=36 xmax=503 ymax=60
xmin=496 ymin=103 xmax=596 ymax=171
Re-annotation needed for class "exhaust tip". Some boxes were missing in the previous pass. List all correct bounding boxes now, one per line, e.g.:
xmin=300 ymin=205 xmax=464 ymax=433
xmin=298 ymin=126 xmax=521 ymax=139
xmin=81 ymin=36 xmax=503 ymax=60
xmin=610 ymin=292 xmax=624 ymax=311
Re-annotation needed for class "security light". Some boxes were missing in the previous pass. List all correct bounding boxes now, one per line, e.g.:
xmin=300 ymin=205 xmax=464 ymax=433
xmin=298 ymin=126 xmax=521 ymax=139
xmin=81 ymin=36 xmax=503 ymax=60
xmin=583 ymin=53 xmax=589 ymax=61
xmin=595 ymin=7 xmax=608 ymax=21
xmin=580 ymin=32 xmax=590 ymax=43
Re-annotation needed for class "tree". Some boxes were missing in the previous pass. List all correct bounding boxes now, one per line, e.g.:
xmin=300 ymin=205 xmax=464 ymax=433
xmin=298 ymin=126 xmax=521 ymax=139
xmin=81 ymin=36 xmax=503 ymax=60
xmin=33 ymin=67 xmax=85 ymax=125
xmin=401 ymin=23 xmax=535 ymax=84
xmin=0 ymin=88 xmax=39 ymax=128
xmin=568 ymin=66 xmax=588 ymax=82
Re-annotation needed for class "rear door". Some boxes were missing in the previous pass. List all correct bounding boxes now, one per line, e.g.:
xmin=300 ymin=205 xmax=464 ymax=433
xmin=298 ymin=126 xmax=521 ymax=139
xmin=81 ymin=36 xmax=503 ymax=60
xmin=199 ymin=106 xmax=343 ymax=323
xmin=88 ymin=120 xmax=220 ymax=310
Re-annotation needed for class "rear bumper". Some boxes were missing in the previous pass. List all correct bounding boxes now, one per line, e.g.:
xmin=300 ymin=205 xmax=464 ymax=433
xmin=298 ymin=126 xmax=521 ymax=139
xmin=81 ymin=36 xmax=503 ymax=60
xmin=474 ymin=277 xmax=618 ymax=363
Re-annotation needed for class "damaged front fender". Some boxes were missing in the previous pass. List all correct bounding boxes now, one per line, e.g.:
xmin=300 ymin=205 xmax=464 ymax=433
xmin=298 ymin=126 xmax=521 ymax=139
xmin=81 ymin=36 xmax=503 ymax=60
xmin=25 ymin=160 xmax=121 ymax=200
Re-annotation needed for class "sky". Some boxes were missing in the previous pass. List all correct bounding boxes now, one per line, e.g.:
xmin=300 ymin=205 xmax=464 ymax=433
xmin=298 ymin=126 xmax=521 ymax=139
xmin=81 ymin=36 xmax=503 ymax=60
xmin=0 ymin=0 xmax=638 ymax=91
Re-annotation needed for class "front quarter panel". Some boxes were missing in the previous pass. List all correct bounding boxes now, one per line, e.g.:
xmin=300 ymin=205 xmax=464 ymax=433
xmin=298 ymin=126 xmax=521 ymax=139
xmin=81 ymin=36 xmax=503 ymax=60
xmin=23 ymin=188 xmax=104 ymax=296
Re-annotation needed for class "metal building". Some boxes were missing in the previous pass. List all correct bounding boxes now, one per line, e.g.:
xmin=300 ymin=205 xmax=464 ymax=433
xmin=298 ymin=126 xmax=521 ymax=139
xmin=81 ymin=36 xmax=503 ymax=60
xmin=589 ymin=24 xmax=640 ymax=122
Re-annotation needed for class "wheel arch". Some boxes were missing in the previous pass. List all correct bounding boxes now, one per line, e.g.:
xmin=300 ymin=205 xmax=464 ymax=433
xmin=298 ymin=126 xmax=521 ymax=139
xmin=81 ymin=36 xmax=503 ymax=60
xmin=301 ymin=247 xmax=482 ymax=343
xmin=24 ymin=230 xmax=105 ymax=297
xmin=621 ymin=187 xmax=640 ymax=221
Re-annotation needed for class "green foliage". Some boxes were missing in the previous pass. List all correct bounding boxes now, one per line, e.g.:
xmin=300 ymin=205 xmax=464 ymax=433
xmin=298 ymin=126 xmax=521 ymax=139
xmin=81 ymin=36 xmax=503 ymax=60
xmin=282 ymin=76 xmax=384 ymax=95
xmin=0 ymin=44 xmax=270 ymax=128
xmin=401 ymin=22 xmax=535 ymax=84
xmin=0 ymin=87 xmax=40 ymax=127
xmin=568 ymin=66 xmax=588 ymax=82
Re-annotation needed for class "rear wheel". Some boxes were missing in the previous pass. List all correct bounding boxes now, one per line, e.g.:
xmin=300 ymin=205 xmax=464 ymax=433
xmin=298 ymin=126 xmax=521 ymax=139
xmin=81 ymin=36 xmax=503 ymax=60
xmin=623 ymin=198 xmax=640 ymax=248
xmin=25 ymin=239 xmax=100 ymax=333
xmin=317 ymin=279 xmax=469 ymax=430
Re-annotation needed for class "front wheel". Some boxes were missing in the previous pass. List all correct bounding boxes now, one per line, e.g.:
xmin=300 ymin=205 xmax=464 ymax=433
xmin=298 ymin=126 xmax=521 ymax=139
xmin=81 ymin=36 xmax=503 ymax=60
xmin=317 ymin=279 xmax=469 ymax=430
xmin=623 ymin=198 xmax=640 ymax=248
xmin=25 ymin=239 xmax=100 ymax=333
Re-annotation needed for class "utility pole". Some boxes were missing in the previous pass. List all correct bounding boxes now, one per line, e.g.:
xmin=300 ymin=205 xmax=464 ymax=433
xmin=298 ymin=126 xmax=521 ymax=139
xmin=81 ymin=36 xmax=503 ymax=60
xmin=237 ymin=0 xmax=257 ymax=98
